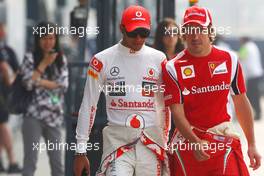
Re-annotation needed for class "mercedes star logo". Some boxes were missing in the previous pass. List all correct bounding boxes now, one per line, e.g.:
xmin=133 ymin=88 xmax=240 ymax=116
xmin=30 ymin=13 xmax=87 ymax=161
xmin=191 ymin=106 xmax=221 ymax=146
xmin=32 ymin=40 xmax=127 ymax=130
xmin=110 ymin=66 xmax=120 ymax=76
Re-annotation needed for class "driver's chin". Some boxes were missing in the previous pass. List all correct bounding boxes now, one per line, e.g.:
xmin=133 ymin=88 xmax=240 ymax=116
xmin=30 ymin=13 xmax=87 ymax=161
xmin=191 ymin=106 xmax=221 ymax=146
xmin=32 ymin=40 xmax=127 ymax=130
xmin=131 ymin=46 xmax=142 ymax=51
xmin=190 ymin=47 xmax=203 ymax=55
xmin=131 ymin=43 xmax=144 ymax=51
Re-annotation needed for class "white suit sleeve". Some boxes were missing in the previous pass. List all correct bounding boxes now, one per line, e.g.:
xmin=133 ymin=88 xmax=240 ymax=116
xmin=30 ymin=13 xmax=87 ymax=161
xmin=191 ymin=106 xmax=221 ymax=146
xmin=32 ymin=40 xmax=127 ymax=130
xmin=75 ymin=56 xmax=105 ymax=153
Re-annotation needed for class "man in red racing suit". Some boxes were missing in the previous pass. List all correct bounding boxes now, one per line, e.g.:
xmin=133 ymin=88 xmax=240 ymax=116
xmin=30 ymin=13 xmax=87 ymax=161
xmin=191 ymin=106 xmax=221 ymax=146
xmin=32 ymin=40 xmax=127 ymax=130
xmin=162 ymin=6 xmax=261 ymax=176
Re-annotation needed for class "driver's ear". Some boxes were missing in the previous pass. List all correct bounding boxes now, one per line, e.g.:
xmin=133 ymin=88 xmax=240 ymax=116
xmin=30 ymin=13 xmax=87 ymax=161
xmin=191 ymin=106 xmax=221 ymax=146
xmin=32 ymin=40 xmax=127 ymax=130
xmin=120 ymin=25 xmax=126 ymax=34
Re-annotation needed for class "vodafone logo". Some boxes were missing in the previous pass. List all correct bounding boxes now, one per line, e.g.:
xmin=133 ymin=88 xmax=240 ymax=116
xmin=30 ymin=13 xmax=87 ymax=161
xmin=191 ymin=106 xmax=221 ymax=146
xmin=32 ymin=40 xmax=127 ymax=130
xmin=143 ymin=68 xmax=157 ymax=82
xmin=132 ymin=11 xmax=145 ymax=21
xmin=147 ymin=68 xmax=155 ymax=77
xmin=136 ymin=11 xmax=142 ymax=17
xmin=90 ymin=57 xmax=103 ymax=72
xmin=92 ymin=59 xmax=98 ymax=66
xmin=125 ymin=114 xmax=145 ymax=128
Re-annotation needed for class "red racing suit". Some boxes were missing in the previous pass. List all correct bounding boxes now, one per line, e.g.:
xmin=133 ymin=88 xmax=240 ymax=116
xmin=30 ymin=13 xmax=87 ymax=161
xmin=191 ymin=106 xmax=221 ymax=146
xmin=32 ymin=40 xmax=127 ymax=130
xmin=162 ymin=46 xmax=250 ymax=176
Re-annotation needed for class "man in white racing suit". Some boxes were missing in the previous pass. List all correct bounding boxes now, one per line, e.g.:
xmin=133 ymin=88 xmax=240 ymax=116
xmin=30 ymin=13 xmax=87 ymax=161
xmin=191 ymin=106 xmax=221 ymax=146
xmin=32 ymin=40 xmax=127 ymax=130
xmin=73 ymin=5 xmax=170 ymax=176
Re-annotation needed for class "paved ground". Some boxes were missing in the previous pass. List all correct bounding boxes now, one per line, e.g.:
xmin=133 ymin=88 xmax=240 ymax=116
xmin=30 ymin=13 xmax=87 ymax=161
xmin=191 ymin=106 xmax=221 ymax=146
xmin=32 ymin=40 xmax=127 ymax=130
xmin=1 ymin=98 xmax=264 ymax=176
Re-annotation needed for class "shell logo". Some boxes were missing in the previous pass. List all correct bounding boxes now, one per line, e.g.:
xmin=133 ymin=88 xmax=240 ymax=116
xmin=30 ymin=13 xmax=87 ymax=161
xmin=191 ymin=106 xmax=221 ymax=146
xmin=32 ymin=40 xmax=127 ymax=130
xmin=183 ymin=68 xmax=193 ymax=76
xmin=181 ymin=65 xmax=195 ymax=79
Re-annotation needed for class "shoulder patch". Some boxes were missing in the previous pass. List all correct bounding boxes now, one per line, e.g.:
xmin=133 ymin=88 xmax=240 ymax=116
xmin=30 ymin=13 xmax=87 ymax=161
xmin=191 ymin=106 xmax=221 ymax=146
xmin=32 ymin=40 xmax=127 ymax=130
xmin=90 ymin=57 xmax=103 ymax=72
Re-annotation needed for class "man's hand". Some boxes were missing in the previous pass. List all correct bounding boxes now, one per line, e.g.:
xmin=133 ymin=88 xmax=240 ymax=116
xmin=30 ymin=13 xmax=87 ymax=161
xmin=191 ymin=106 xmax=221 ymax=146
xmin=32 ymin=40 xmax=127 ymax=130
xmin=248 ymin=144 xmax=261 ymax=170
xmin=192 ymin=140 xmax=210 ymax=161
xmin=74 ymin=155 xmax=90 ymax=176
xmin=232 ymin=94 xmax=261 ymax=170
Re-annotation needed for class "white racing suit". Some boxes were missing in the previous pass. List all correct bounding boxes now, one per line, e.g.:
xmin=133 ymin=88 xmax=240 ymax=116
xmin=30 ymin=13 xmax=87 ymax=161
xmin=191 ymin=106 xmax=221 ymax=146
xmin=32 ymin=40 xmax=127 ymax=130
xmin=76 ymin=42 xmax=170 ymax=176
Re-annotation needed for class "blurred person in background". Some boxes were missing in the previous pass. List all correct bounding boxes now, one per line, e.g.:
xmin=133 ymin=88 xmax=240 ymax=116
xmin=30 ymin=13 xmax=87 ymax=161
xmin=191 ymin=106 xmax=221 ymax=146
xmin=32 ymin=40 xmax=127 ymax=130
xmin=0 ymin=22 xmax=22 ymax=174
xmin=153 ymin=18 xmax=184 ymax=60
xmin=153 ymin=18 xmax=185 ymax=141
xmin=213 ymin=35 xmax=231 ymax=51
xmin=20 ymin=22 xmax=68 ymax=176
xmin=70 ymin=0 xmax=88 ymax=32
xmin=239 ymin=37 xmax=264 ymax=121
